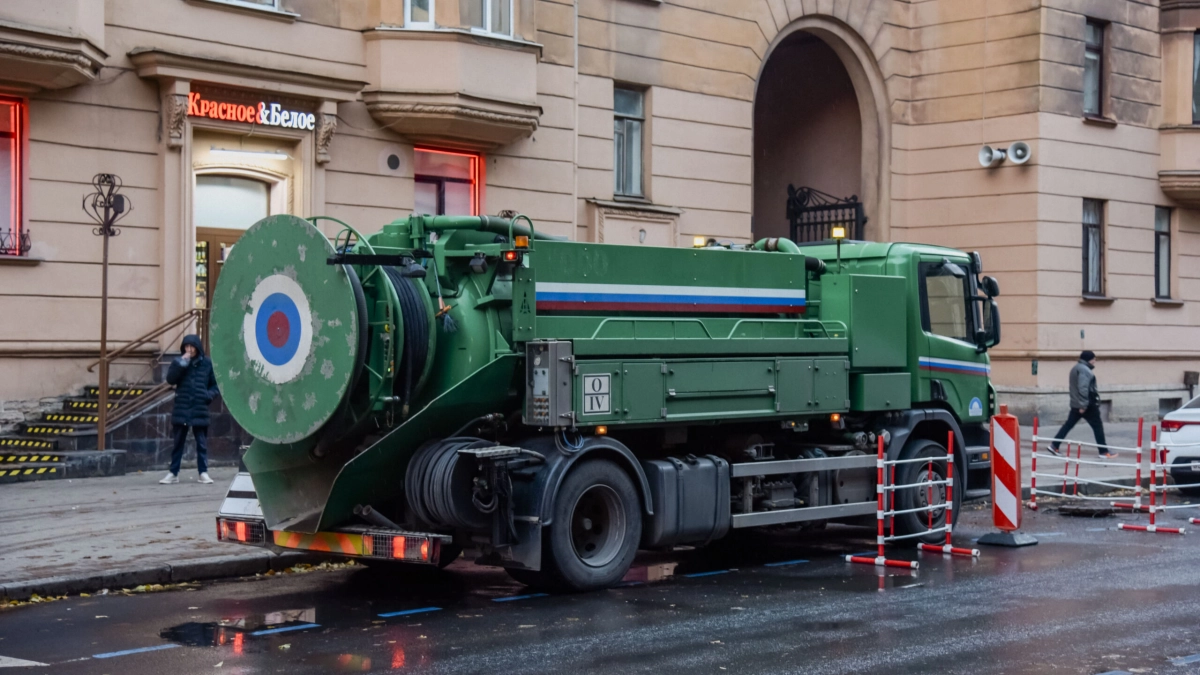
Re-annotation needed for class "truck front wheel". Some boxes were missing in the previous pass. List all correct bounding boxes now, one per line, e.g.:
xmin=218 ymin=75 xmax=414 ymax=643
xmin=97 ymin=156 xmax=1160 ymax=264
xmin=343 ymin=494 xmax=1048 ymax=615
xmin=543 ymin=458 xmax=642 ymax=592
xmin=893 ymin=439 xmax=961 ymax=545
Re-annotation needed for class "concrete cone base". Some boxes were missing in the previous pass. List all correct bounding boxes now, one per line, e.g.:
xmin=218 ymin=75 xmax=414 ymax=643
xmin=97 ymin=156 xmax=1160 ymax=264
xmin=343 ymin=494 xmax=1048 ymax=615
xmin=977 ymin=531 xmax=1038 ymax=547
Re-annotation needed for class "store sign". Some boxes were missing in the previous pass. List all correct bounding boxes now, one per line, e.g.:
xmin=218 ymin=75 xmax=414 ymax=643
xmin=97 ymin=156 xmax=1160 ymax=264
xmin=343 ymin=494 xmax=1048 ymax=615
xmin=187 ymin=92 xmax=316 ymax=130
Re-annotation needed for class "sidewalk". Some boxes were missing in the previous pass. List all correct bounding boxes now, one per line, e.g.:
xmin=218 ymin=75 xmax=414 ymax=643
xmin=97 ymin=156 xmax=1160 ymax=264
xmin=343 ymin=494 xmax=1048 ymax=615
xmin=1 ymin=467 xmax=323 ymax=600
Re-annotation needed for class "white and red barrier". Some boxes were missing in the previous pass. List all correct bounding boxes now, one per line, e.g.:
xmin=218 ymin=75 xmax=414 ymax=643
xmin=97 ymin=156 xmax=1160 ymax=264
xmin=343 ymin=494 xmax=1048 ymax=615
xmin=846 ymin=432 xmax=978 ymax=570
xmin=1119 ymin=426 xmax=1200 ymax=535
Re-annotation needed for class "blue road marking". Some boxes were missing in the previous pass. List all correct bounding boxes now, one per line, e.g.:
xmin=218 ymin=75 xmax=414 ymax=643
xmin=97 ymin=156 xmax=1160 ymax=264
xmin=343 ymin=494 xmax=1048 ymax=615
xmin=249 ymin=623 xmax=321 ymax=636
xmin=684 ymin=570 xmax=729 ymax=578
xmin=1086 ymin=527 xmax=1109 ymax=531
xmin=492 ymin=593 xmax=549 ymax=603
xmin=1171 ymin=654 xmax=1200 ymax=666
xmin=764 ymin=559 xmax=810 ymax=567
xmin=1032 ymin=532 xmax=1065 ymax=537
xmin=851 ymin=551 xmax=877 ymax=557
xmin=93 ymin=644 xmax=180 ymax=659
xmin=378 ymin=607 xmax=442 ymax=618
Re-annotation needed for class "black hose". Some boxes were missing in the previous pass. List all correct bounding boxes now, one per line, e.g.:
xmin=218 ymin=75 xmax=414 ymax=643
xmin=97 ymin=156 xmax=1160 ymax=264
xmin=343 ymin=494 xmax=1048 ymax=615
xmin=383 ymin=266 xmax=431 ymax=414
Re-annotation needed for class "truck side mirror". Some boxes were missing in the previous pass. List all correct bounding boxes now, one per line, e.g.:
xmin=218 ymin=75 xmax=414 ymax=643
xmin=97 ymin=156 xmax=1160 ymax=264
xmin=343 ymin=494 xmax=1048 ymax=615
xmin=981 ymin=275 xmax=1000 ymax=297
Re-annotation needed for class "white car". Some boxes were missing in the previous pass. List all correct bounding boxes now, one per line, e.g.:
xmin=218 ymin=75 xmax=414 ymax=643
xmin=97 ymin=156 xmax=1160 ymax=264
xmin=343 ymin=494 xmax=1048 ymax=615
xmin=1160 ymin=395 xmax=1200 ymax=497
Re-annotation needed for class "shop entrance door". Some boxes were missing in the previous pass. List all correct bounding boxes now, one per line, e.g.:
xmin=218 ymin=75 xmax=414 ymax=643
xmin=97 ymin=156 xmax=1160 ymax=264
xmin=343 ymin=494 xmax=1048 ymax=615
xmin=194 ymin=174 xmax=270 ymax=309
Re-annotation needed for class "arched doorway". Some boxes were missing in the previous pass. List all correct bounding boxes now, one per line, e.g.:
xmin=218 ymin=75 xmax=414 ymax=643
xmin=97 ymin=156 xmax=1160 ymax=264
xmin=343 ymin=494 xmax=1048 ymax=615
xmin=752 ymin=21 xmax=890 ymax=242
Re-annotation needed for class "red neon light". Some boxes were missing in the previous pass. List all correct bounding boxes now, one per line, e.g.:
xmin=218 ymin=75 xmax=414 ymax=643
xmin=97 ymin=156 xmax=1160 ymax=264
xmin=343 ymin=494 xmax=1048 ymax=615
xmin=0 ymin=97 xmax=23 ymax=249
xmin=415 ymin=147 xmax=480 ymax=215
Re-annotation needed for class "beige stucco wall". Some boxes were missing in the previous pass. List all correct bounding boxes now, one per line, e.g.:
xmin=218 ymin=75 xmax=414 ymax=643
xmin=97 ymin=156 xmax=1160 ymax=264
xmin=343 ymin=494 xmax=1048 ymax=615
xmin=1 ymin=0 xmax=1199 ymax=423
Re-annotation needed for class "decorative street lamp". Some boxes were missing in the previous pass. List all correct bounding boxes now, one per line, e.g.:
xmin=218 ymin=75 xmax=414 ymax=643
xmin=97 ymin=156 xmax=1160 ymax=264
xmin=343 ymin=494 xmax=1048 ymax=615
xmin=83 ymin=174 xmax=131 ymax=451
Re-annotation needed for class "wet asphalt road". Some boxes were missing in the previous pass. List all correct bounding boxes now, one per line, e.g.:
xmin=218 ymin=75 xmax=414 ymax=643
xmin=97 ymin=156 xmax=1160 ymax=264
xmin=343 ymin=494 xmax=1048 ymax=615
xmin=4 ymin=504 xmax=1200 ymax=675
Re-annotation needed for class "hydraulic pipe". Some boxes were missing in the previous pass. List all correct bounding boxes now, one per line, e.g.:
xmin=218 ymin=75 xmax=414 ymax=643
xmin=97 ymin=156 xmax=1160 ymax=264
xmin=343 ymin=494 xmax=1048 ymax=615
xmin=423 ymin=215 xmax=568 ymax=241
xmin=752 ymin=238 xmax=827 ymax=275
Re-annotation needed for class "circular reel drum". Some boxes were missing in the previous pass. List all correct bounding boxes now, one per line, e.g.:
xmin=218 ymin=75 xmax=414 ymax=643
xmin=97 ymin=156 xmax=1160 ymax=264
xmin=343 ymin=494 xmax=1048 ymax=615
xmin=209 ymin=215 xmax=361 ymax=445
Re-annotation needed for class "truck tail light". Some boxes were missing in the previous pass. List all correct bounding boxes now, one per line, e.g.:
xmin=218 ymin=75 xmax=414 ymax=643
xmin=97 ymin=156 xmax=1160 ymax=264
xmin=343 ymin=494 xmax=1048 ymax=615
xmin=392 ymin=536 xmax=406 ymax=559
xmin=216 ymin=517 xmax=266 ymax=545
xmin=376 ymin=533 xmax=437 ymax=563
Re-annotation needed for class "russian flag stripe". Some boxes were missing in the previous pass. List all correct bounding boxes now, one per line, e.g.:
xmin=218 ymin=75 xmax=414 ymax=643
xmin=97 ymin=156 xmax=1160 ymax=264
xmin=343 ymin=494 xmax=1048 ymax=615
xmin=918 ymin=357 xmax=990 ymax=376
xmin=535 ymin=282 xmax=805 ymax=314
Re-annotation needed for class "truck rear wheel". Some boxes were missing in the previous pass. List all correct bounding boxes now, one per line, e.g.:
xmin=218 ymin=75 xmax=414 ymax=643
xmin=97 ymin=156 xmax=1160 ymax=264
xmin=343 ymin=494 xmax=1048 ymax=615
xmin=893 ymin=439 xmax=960 ymax=545
xmin=543 ymin=458 xmax=642 ymax=592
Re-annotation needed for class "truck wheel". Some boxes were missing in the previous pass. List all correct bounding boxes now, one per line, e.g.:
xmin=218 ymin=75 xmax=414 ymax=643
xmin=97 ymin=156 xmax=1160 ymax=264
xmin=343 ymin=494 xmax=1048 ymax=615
xmin=893 ymin=439 xmax=961 ymax=545
xmin=543 ymin=459 xmax=642 ymax=592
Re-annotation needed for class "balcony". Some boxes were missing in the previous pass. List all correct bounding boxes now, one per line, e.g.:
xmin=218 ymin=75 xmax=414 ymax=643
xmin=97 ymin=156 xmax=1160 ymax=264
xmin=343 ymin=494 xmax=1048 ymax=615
xmin=1159 ymin=128 xmax=1200 ymax=207
xmin=362 ymin=28 xmax=540 ymax=151
xmin=0 ymin=1 xmax=106 ymax=91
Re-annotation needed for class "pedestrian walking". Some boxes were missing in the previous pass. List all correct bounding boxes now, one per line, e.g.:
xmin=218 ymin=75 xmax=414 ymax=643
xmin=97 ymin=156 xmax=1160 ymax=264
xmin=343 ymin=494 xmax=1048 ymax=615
xmin=159 ymin=334 xmax=219 ymax=484
xmin=1050 ymin=350 xmax=1114 ymax=458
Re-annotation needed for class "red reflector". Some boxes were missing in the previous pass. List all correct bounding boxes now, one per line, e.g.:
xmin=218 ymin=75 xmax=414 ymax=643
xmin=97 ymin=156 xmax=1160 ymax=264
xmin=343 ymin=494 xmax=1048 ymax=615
xmin=235 ymin=520 xmax=247 ymax=542
xmin=420 ymin=540 xmax=429 ymax=561
xmin=392 ymin=536 xmax=406 ymax=559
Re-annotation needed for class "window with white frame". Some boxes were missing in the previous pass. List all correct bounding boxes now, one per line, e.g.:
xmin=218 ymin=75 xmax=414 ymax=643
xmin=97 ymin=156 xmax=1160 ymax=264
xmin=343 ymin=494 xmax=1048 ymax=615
xmin=613 ymin=88 xmax=644 ymax=198
xmin=1155 ymin=206 xmax=1172 ymax=300
xmin=406 ymin=0 xmax=434 ymax=27
xmin=462 ymin=0 xmax=511 ymax=36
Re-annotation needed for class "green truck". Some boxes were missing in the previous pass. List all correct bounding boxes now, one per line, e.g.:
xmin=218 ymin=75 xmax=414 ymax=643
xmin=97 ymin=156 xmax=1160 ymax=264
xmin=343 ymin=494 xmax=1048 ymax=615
xmin=212 ymin=213 xmax=1001 ymax=591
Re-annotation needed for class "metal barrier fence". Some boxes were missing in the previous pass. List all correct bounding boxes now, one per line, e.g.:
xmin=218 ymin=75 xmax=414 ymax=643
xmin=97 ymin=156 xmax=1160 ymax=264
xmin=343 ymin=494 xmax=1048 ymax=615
xmin=846 ymin=432 xmax=979 ymax=570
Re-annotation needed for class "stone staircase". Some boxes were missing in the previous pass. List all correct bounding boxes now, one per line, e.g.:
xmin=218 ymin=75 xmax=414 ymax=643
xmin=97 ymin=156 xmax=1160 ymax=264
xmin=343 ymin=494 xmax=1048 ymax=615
xmin=1 ymin=362 xmax=251 ymax=483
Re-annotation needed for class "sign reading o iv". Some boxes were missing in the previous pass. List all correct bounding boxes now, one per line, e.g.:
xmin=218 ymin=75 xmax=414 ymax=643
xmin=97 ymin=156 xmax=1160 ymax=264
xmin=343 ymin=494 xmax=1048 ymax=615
xmin=243 ymin=274 xmax=313 ymax=384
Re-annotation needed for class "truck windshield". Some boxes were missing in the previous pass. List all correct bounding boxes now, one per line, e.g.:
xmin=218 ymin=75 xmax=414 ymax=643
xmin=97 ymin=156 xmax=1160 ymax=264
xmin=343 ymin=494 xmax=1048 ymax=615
xmin=922 ymin=266 xmax=969 ymax=342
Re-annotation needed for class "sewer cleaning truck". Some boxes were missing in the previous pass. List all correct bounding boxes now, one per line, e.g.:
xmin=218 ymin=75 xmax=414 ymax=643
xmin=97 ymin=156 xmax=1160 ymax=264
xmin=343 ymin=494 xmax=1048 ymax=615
xmin=211 ymin=213 xmax=1001 ymax=591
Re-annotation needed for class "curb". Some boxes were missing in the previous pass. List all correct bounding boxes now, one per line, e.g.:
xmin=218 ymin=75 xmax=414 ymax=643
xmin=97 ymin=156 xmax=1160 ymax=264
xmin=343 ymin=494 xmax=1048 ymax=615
xmin=0 ymin=550 xmax=331 ymax=602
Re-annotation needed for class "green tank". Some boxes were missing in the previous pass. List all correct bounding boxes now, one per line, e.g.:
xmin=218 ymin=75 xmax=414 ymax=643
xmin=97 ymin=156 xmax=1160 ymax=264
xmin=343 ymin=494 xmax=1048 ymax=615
xmin=210 ymin=213 xmax=1002 ymax=590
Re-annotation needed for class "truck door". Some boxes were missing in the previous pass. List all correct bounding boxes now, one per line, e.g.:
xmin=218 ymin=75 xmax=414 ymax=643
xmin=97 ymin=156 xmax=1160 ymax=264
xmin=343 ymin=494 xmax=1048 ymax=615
xmin=916 ymin=258 xmax=990 ymax=424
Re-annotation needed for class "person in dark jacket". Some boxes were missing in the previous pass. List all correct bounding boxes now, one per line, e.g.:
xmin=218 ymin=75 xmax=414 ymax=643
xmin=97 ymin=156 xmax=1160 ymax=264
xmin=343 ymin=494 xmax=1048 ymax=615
xmin=159 ymin=334 xmax=220 ymax=484
xmin=1050 ymin=350 xmax=1113 ymax=458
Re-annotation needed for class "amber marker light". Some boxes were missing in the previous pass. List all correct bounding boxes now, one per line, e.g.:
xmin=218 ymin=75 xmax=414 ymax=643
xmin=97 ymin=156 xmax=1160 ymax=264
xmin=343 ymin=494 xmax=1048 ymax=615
xmin=693 ymin=236 xmax=706 ymax=248
xmin=830 ymin=413 xmax=841 ymax=423
xmin=595 ymin=426 xmax=608 ymax=436
xmin=831 ymin=226 xmax=847 ymax=239
xmin=514 ymin=235 xmax=530 ymax=248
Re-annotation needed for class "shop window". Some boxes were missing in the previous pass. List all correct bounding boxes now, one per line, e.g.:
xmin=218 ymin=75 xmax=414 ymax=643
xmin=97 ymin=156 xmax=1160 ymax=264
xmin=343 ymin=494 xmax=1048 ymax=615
xmin=1083 ymin=19 xmax=1105 ymax=117
xmin=614 ymin=88 xmax=644 ymax=198
xmin=414 ymin=149 xmax=479 ymax=216
xmin=1082 ymin=198 xmax=1105 ymax=297
xmin=462 ymin=0 xmax=511 ymax=36
xmin=1155 ymin=206 xmax=1172 ymax=300
xmin=194 ymin=175 xmax=270 ymax=308
xmin=0 ymin=98 xmax=24 ymax=256
xmin=406 ymin=0 xmax=433 ymax=27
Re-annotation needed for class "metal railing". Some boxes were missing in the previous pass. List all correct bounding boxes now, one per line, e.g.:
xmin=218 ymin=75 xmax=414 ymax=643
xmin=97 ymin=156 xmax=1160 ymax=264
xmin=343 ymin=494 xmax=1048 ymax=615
xmin=0 ymin=229 xmax=31 ymax=256
xmin=87 ymin=308 xmax=208 ymax=373
xmin=786 ymin=185 xmax=867 ymax=243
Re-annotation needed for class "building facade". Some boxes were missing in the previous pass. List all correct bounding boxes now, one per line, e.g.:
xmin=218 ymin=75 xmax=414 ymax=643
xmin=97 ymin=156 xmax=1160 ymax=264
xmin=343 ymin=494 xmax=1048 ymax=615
xmin=0 ymin=0 xmax=1197 ymax=425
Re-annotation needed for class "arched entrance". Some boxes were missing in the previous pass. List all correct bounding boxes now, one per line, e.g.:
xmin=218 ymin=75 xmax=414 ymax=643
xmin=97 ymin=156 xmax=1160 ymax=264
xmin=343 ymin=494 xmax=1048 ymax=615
xmin=752 ymin=20 xmax=890 ymax=242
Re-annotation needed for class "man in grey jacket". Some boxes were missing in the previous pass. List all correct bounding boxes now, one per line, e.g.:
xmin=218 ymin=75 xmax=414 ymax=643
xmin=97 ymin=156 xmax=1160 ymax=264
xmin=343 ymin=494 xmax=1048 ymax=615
xmin=1050 ymin=350 xmax=1114 ymax=458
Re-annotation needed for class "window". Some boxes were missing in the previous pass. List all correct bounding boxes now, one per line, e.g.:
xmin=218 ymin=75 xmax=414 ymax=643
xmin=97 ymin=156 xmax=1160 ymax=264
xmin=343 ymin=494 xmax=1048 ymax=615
xmin=414 ymin=149 xmax=480 ymax=216
xmin=1083 ymin=20 xmax=1105 ymax=116
xmin=0 ymin=97 xmax=24 ymax=256
xmin=1193 ymin=32 xmax=1200 ymax=123
xmin=1082 ymin=198 xmax=1105 ymax=296
xmin=921 ymin=266 xmax=970 ymax=342
xmin=1155 ymin=206 xmax=1172 ymax=299
xmin=462 ymin=0 xmax=511 ymax=36
xmin=613 ymin=88 xmax=644 ymax=198
xmin=406 ymin=0 xmax=433 ymax=27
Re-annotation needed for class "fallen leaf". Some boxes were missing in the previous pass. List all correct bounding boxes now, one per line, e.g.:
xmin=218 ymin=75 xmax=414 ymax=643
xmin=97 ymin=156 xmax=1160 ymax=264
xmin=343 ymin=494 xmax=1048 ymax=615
xmin=278 ymin=644 xmax=291 ymax=650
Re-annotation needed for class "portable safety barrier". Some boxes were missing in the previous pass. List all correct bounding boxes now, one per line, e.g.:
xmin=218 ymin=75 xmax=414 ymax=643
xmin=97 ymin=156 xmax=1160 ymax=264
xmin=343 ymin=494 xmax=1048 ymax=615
xmin=1029 ymin=417 xmax=1146 ymax=511
xmin=846 ymin=433 xmax=979 ymax=570
xmin=1030 ymin=418 xmax=1197 ymax=535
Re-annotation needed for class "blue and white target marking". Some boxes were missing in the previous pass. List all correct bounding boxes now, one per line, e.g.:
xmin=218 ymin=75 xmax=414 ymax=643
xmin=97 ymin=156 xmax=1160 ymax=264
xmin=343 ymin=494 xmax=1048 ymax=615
xmin=243 ymin=274 xmax=313 ymax=384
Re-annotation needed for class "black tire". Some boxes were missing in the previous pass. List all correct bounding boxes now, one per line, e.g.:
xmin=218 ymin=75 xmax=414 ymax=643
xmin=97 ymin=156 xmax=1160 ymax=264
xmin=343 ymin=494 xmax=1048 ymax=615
xmin=542 ymin=458 xmax=642 ymax=592
xmin=1171 ymin=471 xmax=1200 ymax=498
xmin=893 ymin=439 xmax=961 ymax=545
